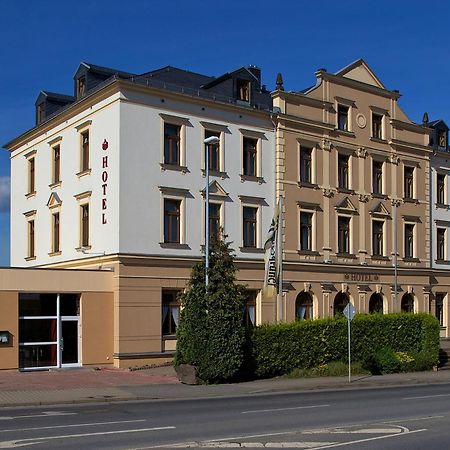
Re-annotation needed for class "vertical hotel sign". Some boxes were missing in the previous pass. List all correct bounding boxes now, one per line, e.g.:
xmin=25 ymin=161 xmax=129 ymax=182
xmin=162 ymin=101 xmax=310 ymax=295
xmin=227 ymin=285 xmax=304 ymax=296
xmin=101 ymin=139 xmax=109 ymax=224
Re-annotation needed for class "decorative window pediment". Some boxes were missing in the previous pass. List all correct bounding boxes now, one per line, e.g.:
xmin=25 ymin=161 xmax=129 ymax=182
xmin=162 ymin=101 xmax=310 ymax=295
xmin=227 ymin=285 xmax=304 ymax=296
xmin=47 ymin=192 xmax=62 ymax=209
xmin=200 ymin=180 xmax=229 ymax=198
xmin=335 ymin=197 xmax=358 ymax=214
xmin=369 ymin=202 xmax=391 ymax=218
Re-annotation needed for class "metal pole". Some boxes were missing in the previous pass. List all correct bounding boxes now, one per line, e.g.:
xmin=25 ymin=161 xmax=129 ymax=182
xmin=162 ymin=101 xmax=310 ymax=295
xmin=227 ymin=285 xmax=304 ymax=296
xmin=57 ymin=293 xmax=61 ymax=368
xmin=393 ymin=200 xmax=398 ymax=303
xmin=277 ymin=196 xmax=283 ymax=322
xmin=348 ymin=314 xmax=351 ymax=383
xmin=205 ymin=143 xmax=210 ymax=289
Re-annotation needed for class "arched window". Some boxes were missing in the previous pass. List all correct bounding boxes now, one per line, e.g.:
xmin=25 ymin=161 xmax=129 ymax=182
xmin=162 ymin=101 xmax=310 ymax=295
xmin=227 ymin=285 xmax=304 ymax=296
xmin=334 ymin=291 xmax=349 ymax=316
xmin=401 ymin=293 xmax=414 ymax=313
xmin=296 ymin=291 xmax=313 ymax=320
xmin=369 ymin=293 xmax=384 ymax=314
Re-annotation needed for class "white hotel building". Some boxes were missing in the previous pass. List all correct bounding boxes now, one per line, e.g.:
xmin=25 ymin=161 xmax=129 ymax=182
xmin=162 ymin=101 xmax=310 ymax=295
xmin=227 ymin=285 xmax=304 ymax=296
xmin=3 ymin=63 xmax=275 ymax=368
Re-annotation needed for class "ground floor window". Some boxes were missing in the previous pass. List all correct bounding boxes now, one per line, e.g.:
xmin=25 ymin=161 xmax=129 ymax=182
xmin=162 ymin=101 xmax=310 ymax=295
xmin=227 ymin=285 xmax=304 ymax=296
xmin=162 ymin=290 xmax=181 ymax=336
xmin=401 ymin=293 xmax=414 ymax=313
xmin=435 ymin=293 xmax=445 ymax=327
xmin=334 ymin=291 xmax=349 ymax=316
xmin=296 ymin=291 xmax=313 ymax=320
xmin=19 ymin=293 xmax=80 ymax=370
xmin=243 ymin=290 xmax=257 ymax=327
xmin=369 ymin=293 xmax=384 ymax=314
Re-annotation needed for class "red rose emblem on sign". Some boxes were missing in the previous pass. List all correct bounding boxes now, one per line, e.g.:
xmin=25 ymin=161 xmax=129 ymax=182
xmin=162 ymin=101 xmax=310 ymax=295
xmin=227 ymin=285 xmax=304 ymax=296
xmin=102 ymin=139 xmax=109 ymax=150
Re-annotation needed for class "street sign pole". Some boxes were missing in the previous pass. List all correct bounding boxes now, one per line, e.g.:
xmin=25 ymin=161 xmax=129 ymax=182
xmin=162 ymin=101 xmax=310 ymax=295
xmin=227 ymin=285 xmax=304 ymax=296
xmin=343 ymin=302 xmax=356 ymax=384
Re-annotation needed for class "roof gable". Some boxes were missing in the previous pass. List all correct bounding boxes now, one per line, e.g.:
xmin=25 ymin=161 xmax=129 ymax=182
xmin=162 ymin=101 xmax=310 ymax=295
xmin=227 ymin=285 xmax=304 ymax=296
xmin=335 ymin=59 xmax=385 ymax=89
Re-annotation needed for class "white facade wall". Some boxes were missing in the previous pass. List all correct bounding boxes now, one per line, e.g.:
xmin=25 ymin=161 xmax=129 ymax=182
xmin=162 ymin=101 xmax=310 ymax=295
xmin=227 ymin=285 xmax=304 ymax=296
xmin=431 ymin=155 xmax=450 ymax=269
xmin=118 ymin=89 xmax=275 ymax=259
xmin=10 ymin=87 xmax=275 ymax=266
xmin=10 ymin=94 xmax=121 ymax=266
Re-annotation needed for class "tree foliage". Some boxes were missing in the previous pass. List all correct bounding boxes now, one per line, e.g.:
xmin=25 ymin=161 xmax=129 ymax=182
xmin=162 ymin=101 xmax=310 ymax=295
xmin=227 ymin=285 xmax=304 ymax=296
xmin=174 ymin=236 xmax=247 ymax=383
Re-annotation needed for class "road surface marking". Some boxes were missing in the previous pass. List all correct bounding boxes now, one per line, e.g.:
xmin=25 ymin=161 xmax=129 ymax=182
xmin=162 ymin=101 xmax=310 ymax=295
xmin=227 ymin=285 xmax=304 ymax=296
xmin=0 ymin=426 xmax=175 ymax=448
xmin=382 ymin=415 xmax=444 ymax=423
xmin=403 ymin=393 xmax=450 ymax=400
xmin=156 ymin=443 xmax=336 ymax=448
xmin=0 ymin=411 xmax=76 ymax=421
xmin=242 ymin=404 xmax=330 ymax=414
xmin=305 ymin=427 xmax=402 ymax=435
xmin=0 ymin=419 xmax=147 ymax=434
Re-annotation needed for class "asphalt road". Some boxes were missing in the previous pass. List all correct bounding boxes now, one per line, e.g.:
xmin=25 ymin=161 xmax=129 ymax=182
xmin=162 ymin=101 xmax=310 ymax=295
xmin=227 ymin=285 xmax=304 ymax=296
xmin=0 ymin=383 xmax=450 ymax=449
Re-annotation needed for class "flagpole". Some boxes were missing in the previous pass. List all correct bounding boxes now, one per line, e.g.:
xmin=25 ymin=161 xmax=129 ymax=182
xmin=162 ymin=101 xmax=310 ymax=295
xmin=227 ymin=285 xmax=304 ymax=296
xmin=277 ymin=196 xmax=283 ymax=322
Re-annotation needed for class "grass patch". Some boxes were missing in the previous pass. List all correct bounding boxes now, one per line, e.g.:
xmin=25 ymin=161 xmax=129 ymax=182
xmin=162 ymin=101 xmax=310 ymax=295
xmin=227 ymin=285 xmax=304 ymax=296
xmin=285 ymin=361 xmax=369 ymax=379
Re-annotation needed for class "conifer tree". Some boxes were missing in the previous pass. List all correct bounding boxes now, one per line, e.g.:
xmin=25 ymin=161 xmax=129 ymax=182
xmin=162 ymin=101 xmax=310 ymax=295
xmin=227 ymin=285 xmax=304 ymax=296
xmin=174 ymin=235 xmax=247 ymax=383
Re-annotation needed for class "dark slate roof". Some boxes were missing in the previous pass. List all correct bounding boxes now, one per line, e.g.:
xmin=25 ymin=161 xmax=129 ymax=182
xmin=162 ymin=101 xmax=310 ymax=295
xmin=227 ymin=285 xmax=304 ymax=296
xmin=36 ymin=91 xmax=75 ymax=103
xmin=135 ymin=66 xmax=214 ymax=88
xmin=75 ymin=62 xmax=136 ymax=79
xmin=428 ymin=119 xmax=449 ymax=130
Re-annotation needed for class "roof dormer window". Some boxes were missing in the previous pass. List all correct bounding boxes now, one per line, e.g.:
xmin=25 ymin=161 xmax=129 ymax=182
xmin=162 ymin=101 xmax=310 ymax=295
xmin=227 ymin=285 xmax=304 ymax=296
xmin=36 ymin=103 xmax=45 ymax=125
xmin=77 ymin=76 xmax=86 ymax=99
xmin=237 ymin=79 xmax=250 ymax=102
xmin=438 ymin=130 xmax=448 ymax=148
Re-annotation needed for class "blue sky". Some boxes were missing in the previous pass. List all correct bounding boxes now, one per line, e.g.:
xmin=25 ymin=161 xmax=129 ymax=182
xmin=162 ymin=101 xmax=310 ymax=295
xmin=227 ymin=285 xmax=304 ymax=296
xmin=0 ymin=0 xmax=449 ymax=266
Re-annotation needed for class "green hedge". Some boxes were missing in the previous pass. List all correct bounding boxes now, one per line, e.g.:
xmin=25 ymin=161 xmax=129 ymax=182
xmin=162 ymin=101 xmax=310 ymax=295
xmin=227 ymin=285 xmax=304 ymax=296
xmin=251 ymin=313 xmax=440 ymax=378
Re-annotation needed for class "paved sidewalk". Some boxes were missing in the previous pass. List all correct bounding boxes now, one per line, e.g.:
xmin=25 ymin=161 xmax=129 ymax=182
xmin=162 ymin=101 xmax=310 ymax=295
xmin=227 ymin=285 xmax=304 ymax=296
xmin=0 ymin=365 xmax=449 ymax=407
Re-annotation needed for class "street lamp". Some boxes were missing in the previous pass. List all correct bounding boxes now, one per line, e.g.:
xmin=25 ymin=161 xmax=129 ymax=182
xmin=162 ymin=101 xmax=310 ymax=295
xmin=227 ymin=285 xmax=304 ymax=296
xmin=203 ymin=135 xmax=220 ymax=288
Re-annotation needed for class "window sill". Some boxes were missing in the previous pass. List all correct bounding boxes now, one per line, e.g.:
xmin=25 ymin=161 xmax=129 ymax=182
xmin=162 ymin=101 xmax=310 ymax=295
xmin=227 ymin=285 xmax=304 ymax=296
xmin=24 ymin=256 xmax=36 ymax=261
xmin=372 ymin=193 xmax=388 ymax=199
xmin=159 ymin=242 xmax=191 ymax=250
xmin=435 ymin=259 xmax=450 ymax=265
xmin=334 ymin=129 xmax=355 ymax=137
xmin=403 ymin=257 xmax=420 ymax=263
xmin=25 ymin=191 xmax=36 ymax=199
xmin=49 ymin=181 xmax=62 ymax=189
xmin=297 ymin=181 xmax=319 ymax=189
xmin=76 ymin=169 xmax=91 ymax=178
xmin=371 ymin=255 xmax=390 ymax=261
xmin=370 ymin=137 xmax=388 ymax=144
xmin=436 ymin=203 xmax=450 ymax=210
xmin=162 ymin=334 xmax=177 ymax=341
xmin=48 ymin=251 xmax=62 ymax=257
xmin=160 ymin=163 xmax=188 ymax=174
xmin=403 ymin=197 xmax=419 ymax=204
xmin=240 ymin=174 xmax=265 ymax=184
xmin=239 ymin=246 xmax=264 ymax=254
xmin=76 ymin=245 xmax=91 ymax=252
xmin=201 ymin=169 xmax=228 ymax=179
xmin=298 ymin=250 xmax=320 ymax=256
xmin=337 ymin=187 xmax=355 ymax=194
xmin=336 ymin=252 xmax=357 ymax=259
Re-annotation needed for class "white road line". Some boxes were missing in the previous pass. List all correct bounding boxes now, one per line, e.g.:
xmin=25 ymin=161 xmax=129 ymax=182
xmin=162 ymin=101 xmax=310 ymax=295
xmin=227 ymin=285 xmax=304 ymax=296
xmin=403 ymin=393 xmax=450 ymax=400
xmin=312 ymin=428 xmax=426 ymax=449
xmin=0 ymin=426 xmax=175 ymax=448
xmin=0 ymin=412 xmax=76 ymax=421
xmin=0 ymin=419 xmax=146 ymax=434
xmin=242 ymin=404 xmax=330 ymax=414
xmin=382 ymin=415 xmax=445 ymax=423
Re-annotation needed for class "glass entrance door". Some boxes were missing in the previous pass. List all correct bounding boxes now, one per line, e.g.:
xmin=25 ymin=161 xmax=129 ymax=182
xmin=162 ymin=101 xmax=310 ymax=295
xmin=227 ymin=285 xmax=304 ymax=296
xmin=61 ymin=319 xmax=80 ymax=366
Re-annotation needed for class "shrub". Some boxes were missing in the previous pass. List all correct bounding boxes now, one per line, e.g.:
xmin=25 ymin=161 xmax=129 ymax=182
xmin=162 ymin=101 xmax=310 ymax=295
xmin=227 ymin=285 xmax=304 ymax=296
xmin=251 ymin=313 xmax=439 ymax=378
xmin=174 ymin=236 xmax=247 ymax=383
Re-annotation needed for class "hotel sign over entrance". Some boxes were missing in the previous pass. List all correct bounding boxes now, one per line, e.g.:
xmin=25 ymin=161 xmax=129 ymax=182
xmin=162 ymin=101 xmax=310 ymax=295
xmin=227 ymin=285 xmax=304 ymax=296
xmin=344 ymin=273 xmax=379 ymax=282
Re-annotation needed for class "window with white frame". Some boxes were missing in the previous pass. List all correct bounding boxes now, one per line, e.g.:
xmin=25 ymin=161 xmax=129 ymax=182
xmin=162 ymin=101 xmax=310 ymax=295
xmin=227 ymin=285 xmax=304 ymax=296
xmin=437 ymin=227 xmax=446 ymax=261
xmin=437 ymin=173 xmax=446 ymax=205
xmin=52 ymin=212 xmax=60 ymax=254
xmin=28 ymin=219 xmax=35 ymax=259
xmin=162 ymin=290 xmax=181 ymax=336
xmin=299 ymin=145 xmax=313 ymax=184
xmin=372 ymin=159 xmax=383 ymax=195
xmin=372 ymin=113 xmax=383 ymax=139
xmin=337 ymin=104 xmax=350 ymax=131
xmin=52 ymin=145 xmax=61 ymax=185
xmin=338 ymin=153 xmax=350 ymax=190
xmin=243 ymin=206 xmax=258 ymax=248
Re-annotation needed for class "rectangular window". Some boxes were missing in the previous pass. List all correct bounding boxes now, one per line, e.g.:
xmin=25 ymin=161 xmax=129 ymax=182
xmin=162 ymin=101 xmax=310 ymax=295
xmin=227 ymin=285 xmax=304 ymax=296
xmin=237 ymin=79 xmax=250 ymax=102
xmin=243 ymin=206 xmax=257 ymax=248
xmin=300 ymin=212 xmax=313 ymax=251
xmin=437 ymin=227 xmax=446 ymax=261
xmin=205 ymin=130 xmax=220 ymax=172
xmin=80 ymin=130 xmax=89 ymax=172
xmin=81 ymin=204 xmax=89 ymax=247
xmin=28 ymin=157 xmax=35 ymax=194
xmin=405 ymin=223 xmax=414 ymax=258
xmin=404 ymin=166 xmax=414 ymax=199
xmin=52 ymin=213 xmax=60 ymax=253
xmin=338 ymin=216 xmax=350 ymax=254
xmin=164 ymin=123 xmax=181 ymax=166
xmin=372 ymin=220 xmax=384 ymax=256
xmin=164 ymin=199 xmax=181 ymax=243
xmin=300 ymin=146 xmax=312 ymax=183
xmin=372 ymin=113 xmax=383 ymax=139
xmin=437 ymin=173 xmax=445 ymax=205
xmin=77 ymin=76 xmax=86 ymax=98
xmin=435 ymin=293 xmax=445 ymax=327
xmin=243 ymin=291 xmax=257 ymax=327
xmin=208 ymin=203 xmax=221 ymax=241
xmin=162 ymin=290 xmax=180 ymax=336
xmin=337 ymin=105 xmax=349 ymax=131
xmin=338 ymin=153 xmax=349 ymax=189
xmin=372 ymin=160 xmax=383 ymax=194
xmin=52 ymin=145 xmax=61 ymax=184
xmin=243 ymin=137 xmax=257 ymax=177
xmin=28 ymin=220 xmax=35 ymax=258
xmin=438 ymin=130 xmax=447 ymax=148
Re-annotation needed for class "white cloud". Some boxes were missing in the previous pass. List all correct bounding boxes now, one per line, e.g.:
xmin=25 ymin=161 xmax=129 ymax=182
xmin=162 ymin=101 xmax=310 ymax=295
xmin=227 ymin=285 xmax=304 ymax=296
xmin=0 ymin=177 xmax=10 ymax=213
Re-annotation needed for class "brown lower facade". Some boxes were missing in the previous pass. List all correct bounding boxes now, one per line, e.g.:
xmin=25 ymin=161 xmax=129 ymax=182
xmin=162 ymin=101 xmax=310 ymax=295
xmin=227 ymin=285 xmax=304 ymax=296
xmin=1 ymin=256 xmax=450 ymax=370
